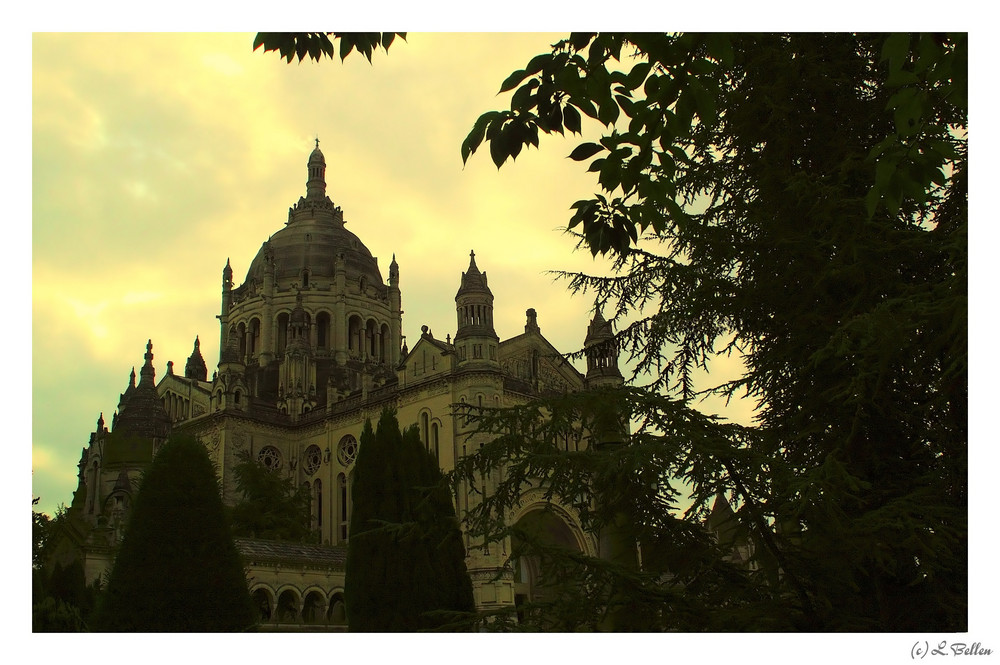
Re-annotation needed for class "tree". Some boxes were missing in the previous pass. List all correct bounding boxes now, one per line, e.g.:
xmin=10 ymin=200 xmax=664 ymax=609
xmin=90 ymin=434 xmax=257 ymax=631
xmin=228 ymin=449 xmax=314 ymax=542
xmin=455 ymin=33 xmax=967 ymax=631
xmin=256 ymin=33 xmax=967 ymax=631
xmin=32 ymin=500 xmax=99 ymax=632
xmin=32 ymin=498 xmax=51 ymax=570
xmin=344 ymin=409 xmax=475 ymax=631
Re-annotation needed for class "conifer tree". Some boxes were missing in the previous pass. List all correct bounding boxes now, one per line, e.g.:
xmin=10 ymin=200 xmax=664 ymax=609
xmin=91 ymin=434 xmax=257 ymax=631
xmin=345 ymin=410 xmax=475 ymax=631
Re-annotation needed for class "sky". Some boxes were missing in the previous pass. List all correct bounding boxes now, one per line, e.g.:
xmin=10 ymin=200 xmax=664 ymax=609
xmin=31 ymin=32 xmax=762 ymax=517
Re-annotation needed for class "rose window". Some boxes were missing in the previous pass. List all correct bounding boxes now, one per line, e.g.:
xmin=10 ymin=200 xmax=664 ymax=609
xmin=257 ymin=445 xmax=282 ymax=471
xmin=303 ymin=444 xmax=322 ymax=475
xmin=337 ymin=435 xmax=359 ymax=466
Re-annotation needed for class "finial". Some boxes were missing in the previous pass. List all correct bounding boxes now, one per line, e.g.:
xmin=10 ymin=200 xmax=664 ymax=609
xmin=194 ymin=335 xmax=200 ymax=349
xmin=315 ymin=137 xmax=320 ymax=149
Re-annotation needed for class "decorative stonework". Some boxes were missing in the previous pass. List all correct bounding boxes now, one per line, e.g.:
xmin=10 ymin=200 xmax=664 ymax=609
xmin=232 ymin=429 xmax=248 ymax=453
xmin=258 ymin=445 xmax=283 ymax=471
xmin=303 ymin=444 xmax=322 ymax=475
xmin=336 ymin=435 xmax=358 ymax=467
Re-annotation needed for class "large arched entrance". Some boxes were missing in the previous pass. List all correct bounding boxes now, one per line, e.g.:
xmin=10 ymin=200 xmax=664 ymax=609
xmin=509 ymin=506 xmax=589 ymax=628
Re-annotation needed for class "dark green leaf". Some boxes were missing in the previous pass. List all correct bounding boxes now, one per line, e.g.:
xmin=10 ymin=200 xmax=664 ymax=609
xmin=500 ymin=69 xmax=529 ymax=94
xmin=569 ymin=142 xmax=604 ymax=161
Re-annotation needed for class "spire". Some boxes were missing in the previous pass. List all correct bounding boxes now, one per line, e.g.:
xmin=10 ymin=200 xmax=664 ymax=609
xmin=457 ymin=249 xmax=491 ymax=297
xmin=185 ymin=335 xmax=208 ymax=381
xmin=454 ymin=250 xmax=497 ymax=346
xmin=584 ymin=301 xmax=622 ymax=383
xmin=223 ymin=258 xmax=233 ymax=282
xmin=138 ymin=339 xmax=156 ymax=387
xmin=112 ymin=340 xmax=171 ymax=440
xmin=389 ymin=253 xmax=399 ymax=286
xmin=306 ymin=139 xmax=327 ymax=201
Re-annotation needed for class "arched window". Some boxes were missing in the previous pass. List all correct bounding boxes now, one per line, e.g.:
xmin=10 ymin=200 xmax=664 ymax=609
xmin=431 ymin=422 xmax=439 ymax=463
xmin=303 ymin=481 xmax=313 ymax=527
xmin=328 ymin=593 xmax=347 ymax=626
xmin=276 ymin=312 xmax=290 ymax=354
xmin=338 ymin=473 xmax=349 ymax=542
xmin=88 ymin=460 xmax=99 ymax=514
xmin=317 ymin=312 xmax=331 ymax=349
xmin=252 ymin=589 xmax=273 ymax=622
xmin=380 ymin=322 xmax=391 ymax=363
xmin=276 ymin=589 xmax=299 ymax=623
xmin=249 ymin=318 xmax=261 ymax=356
xmin=366 ymin=318 xmax=378 ymax=358
xmin=421 ymin=412 xmax=429 ymax=447
xmin=237 ymin=321 xmax=247 ymax=358
xmin=302 ymin=590 xmax=324 ymax=625
xmin=315 ymin=479 xmax=323 ymax=529
xmin=348 ymin=315 xmax=362 ymax=356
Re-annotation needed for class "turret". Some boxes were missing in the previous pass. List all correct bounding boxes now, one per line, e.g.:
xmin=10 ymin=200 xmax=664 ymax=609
xmin=584 ymin=303 xmax=623 ymax=388
xmin=112 ymin=340 xmax=171 ymax=442
xmin=388 ymin=254 xmax=401 ymax=367
xmin=219 ymin=258 xmax=233 ymax=361
xmin=305 ymin=139 xmax=327 ymax=201
xmin=184 ymin=336 xmax=208 ymax=381
xmin=454 ymin=250 xmax=499 ymax=365
xmin=213 ymin=327 xmax=248 ymax=413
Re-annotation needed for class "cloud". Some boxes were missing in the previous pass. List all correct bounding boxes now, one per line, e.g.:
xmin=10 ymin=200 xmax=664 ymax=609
xmin=32 ymin=32 xmax=759 ymax=516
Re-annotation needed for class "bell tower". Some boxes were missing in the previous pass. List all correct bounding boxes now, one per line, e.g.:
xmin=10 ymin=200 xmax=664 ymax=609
xmin=453 ymin=250 xmax=499 ymax=366
xmin=584 ymin=303 xmax=623 ymax=388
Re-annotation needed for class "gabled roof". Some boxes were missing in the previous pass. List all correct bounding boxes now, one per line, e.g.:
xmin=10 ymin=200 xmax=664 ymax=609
xmin=235 ymin=538 xmax=347 ymax=570
xmin=500 ymin=328 xmax=586 ymax=384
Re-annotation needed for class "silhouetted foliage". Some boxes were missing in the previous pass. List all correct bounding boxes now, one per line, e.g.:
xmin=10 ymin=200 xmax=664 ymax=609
xmin=90 ymin=435 xmax=257 ymax=631
xmin=32 ymin=499 xmax=51 ymax=570
xmin=32 ymin=500 xmax=100 ymax=632
xmin=229 ymin=449 xmax=315 ymax=542
xmin=253 ymin=32 xmax=404 ymax=64
xmin=345 ymin=410 xmax=476 ymax=631
xmin=452 ymin=32 xmax=967 ymax=631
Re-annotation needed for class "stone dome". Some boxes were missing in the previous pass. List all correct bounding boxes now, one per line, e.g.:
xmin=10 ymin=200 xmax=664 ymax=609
xmin=236 ymin=143 xmax=386 ymax=294
xmin=242 ymin=221 xmax=385 ymax=290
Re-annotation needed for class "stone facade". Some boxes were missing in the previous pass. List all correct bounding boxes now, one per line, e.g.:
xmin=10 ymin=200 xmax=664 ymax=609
xmin=60 ymin=143 xmax=623 ymax=627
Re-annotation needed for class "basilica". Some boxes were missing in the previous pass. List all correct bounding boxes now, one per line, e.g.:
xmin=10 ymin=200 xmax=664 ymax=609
xmin=57 ymin=143 xmax=624 ymax=629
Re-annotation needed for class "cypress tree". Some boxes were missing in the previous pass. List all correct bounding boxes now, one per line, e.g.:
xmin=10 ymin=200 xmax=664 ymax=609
xmin=345 ymin=409 xmax=475 ymax=631
xmin=91 ymin=434 xmax=257 ymax=631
